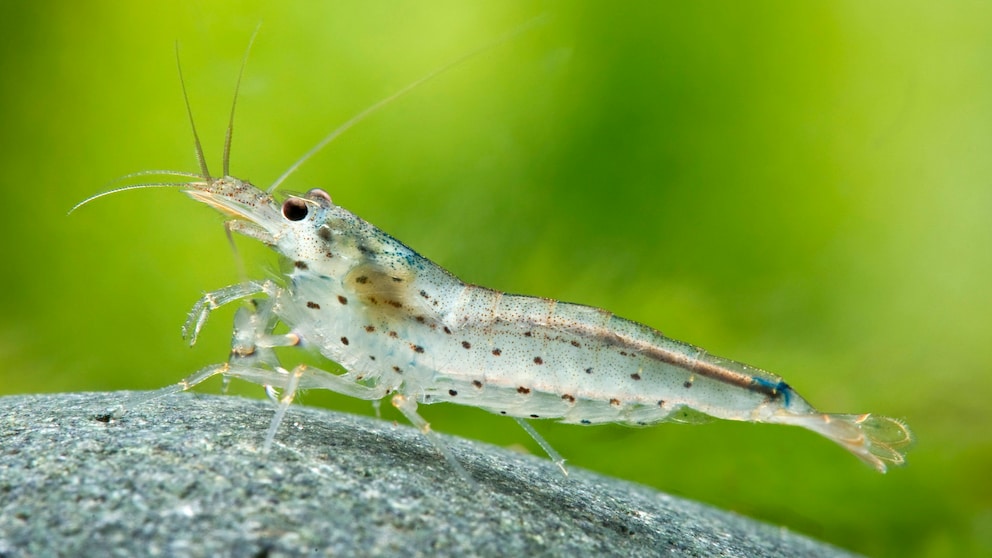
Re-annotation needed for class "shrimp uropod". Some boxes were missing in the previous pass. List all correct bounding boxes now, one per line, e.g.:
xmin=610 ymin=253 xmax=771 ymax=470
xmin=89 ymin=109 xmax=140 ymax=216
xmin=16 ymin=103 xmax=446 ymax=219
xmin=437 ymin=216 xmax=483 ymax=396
xmin=74 ymin=27 xmax=912 ymax=480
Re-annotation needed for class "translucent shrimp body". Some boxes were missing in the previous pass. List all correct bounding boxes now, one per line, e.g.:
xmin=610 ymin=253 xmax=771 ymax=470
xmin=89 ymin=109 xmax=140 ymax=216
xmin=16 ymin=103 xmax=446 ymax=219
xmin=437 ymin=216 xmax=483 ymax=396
xmin=172 ymin=176 xmax=911 ymax=473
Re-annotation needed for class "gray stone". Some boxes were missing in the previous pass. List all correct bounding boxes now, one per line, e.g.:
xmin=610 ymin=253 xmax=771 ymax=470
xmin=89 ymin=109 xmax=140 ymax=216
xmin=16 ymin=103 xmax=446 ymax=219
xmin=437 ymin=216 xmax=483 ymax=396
xmin=0 ymin=392 xmax=856 ymax=557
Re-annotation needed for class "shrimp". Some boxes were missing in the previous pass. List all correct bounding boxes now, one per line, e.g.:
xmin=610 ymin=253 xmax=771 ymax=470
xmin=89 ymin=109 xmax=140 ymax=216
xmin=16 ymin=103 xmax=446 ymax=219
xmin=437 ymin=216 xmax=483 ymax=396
xmin=73 ymin=27 xmax=912 ymax=478
xmin=168 ymin=178 xmax=913 ymax=474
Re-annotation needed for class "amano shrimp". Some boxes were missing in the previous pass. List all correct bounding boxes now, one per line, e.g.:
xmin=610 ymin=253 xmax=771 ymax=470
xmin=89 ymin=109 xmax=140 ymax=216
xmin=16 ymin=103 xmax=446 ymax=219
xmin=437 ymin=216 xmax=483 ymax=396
xmin=74 ymin=34 xmax=912 ymax=479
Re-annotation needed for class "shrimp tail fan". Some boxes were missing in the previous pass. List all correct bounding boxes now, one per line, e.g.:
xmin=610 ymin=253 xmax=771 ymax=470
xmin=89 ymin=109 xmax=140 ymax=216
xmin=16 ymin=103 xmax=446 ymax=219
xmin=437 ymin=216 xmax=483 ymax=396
xmin=777 ymin=412 xmax=913 ymax=473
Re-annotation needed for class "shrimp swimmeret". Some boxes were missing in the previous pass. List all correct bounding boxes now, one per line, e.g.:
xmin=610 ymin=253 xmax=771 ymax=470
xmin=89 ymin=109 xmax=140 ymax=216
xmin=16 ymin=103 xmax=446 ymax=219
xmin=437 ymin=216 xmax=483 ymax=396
xmin=74 ymin=36 xmax=911 ymax=478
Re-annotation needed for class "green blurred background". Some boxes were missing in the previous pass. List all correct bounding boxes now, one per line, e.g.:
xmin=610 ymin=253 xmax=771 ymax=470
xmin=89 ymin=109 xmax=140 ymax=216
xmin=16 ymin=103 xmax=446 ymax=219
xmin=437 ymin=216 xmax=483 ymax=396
xmin=2 ymin=2 xmax=989 ymax=556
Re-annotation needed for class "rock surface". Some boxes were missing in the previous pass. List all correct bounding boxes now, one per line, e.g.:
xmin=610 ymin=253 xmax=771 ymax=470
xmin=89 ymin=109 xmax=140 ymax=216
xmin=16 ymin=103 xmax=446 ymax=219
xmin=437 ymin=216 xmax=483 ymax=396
xmin=0 ymin=392 xmax=856 ymax=557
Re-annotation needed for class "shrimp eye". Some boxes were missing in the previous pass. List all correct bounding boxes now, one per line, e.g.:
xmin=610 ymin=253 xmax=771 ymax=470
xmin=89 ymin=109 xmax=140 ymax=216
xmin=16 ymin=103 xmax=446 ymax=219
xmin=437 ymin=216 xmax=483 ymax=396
xmin=282 ymin=198 xmax=309 ymax=221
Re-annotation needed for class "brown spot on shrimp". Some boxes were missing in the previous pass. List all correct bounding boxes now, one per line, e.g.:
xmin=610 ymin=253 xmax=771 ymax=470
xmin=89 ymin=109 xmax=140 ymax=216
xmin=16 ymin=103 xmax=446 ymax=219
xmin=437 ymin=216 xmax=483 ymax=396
xmin=346 ymin=263 xmax=425 ymax=320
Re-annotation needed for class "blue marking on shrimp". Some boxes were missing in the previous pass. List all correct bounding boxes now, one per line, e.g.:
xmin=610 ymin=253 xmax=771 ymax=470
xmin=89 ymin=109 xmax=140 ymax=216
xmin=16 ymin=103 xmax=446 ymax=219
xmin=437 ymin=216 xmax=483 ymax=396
xmin=752 ymin=377 xmax=792 ymax=406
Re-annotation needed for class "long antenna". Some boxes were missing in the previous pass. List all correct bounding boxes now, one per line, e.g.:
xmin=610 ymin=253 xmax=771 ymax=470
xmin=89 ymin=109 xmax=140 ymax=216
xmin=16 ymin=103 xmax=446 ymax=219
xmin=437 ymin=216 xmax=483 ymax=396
xmin=223 ymin=22 xmax=263 ymax=177
xmin=176 ymin=43 xmax=211 ymax=181
xmin=68 ymin=182 xmax=190 ymax=215
xmin=267 ymin=13 xmax=549 ymax=194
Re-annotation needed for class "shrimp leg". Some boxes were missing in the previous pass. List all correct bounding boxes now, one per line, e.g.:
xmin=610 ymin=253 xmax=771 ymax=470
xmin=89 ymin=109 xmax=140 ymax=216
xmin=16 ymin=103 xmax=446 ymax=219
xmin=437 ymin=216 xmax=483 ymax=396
xmin=182 ymin=280 xmax=279 ymax=344
xmin=392 ymin=393 xmax=477 ymax=489
xmin=514 ymin=418 xmax=568 ymax=476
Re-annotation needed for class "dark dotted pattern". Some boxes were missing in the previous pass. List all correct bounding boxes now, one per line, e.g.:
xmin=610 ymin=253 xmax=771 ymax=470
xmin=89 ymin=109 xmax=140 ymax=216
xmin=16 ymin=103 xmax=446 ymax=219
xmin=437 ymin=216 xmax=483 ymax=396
xmin=631 ymin=373 xmax=641 ymax=381
xmin=533 ymin=357 xmax=543 ymax=365
xmin=492 ymin=348 xmax=501 ymax=356
xmin=684 ymin=381 xmax=693 ymax=389
xmin=461 ymin=341 xmax=471 ymax=349
xmin=306 ymin=301 xmax=320 ymax=309
xmin=294 ymin=261 xmax=308 ymax=270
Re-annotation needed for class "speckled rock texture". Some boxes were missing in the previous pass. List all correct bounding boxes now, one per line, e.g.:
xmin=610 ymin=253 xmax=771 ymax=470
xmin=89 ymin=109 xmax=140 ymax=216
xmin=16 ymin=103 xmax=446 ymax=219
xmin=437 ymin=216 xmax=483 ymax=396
xmin=0 ymin=392 xmax=856 ymax=557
